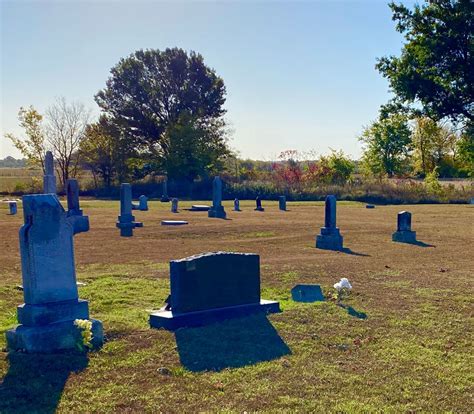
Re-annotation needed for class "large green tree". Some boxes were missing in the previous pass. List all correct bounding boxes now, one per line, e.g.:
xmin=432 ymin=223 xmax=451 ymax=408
xmin=360 ymin=114 xmax=412 ymax=177
xmin=95 ymin=48 xmax=228 ymax=179
xmin=376 ymin=0 xmax=473 ymax=126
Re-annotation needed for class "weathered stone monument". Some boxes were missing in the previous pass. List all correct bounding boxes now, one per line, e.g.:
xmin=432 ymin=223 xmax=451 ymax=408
xmin=150 ymin=252 xmax=280 ymax=330
xmin=279 ymin=196 xmax=287 ymax=211
xmin=116 ymin=183 xmax=143 ymax=237
xmin=315 ymin=195 xmax=343 ymax=251
xmin=66 ymin=179 xmax=89 ymax=234
xmin=6 ymin=194 xmax=103 ymax=353
xmin=161 ymin=178 xmax=170 ymax=202
xmin=233 ymin=198 xmax=241 ymax=211
xmin=208 ymin=176 xmax=226 ymax=219
xmin=171 ymin=198 xmax=179 ymax=213
xmin=132 ymin=195 xmax=148 ymax=211
xmin=43 ymin=151 xmax=56 ymax=194
xmin=255 ymin=196 xmax=264 ymax=212
xmin=392 ymin=211 xmax=416 ymax=243
xmin=8 ymin=201 xmax=17 ymax=215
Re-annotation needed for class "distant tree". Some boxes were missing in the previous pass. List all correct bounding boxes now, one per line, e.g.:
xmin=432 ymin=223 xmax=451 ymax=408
xmin=95 ymin=48 xmax=228 ymax=179
xmin=376 ymin=0 xmax=473 ymax=127
xmin=323 ymin=150 xmax=355 ymax=184
xmin=360 ymin=114 xmax=412 ymax=177
xmin=80 ymin=115 xmax=132 ymax=187
xmin=0 ymin=156 xmax=27 ymax=168
xmin=456 ymin=128 xmax=474 ymax=176
xmin=5 ymin=106 xmax=47 ymax=172
xmin=45 ymin=97 xmax=90 ymax=188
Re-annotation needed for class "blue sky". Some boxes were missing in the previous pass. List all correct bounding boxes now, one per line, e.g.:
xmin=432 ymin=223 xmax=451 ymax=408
xmin=1 ymin=0 xmax=413 ymax=160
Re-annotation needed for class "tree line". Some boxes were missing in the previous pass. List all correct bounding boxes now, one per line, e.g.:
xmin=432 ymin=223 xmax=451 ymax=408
xmin=4 ymin=0 xmax=473 ymax=191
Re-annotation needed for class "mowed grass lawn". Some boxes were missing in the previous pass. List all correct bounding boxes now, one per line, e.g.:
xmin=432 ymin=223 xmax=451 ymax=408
xmin=0 ymin=200 xmax=472 ymax=413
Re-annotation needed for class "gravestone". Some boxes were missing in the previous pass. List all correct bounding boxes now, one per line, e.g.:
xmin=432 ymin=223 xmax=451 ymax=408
xmin=150 ymin=252 xmax=280 ymax=330
xmin=233 ymin=198 xmax=241 ymax=211
xmin=66 ymin=179 xmax=89 ymax=234
xmin=161 ymin=178 xmax=170 ymax=202
xmin=191 ymin=204 xmax=210 ymax=211
xmin=8 ymin=201 xmax=17 ymax=215
xmin=366 ymin=204 xmax=375 ymax=209
xmin=279 ymin=196 xmax=287 ymax=211
xmin=291 ymin=284 xmax=325 ymax=302
xmin=208 ymin=176 xmax=226 ymax=219
xmin=161 ymin=220 xmax=188 ymax=226
xmin=43 ymin=151 xmax=57 ymax=194
xmin=392 ymin=211 xmax=416 ymax=243
xmin=171 ymin=198 xmax=179 ymax=213
xmin=255 ymin=196 xmax=264 ymax=211
xmin=6 ymin=194 xmax=103 ymax=353
xmin=315 ymin=195 xmax=343 ymax=250
xmin=116 ymin=183 xmax=143 ymax=237
xmin=132 ymin=195 xmax=149 ymax=211
xmin=470 ymin=197 xmax=474 ymax=204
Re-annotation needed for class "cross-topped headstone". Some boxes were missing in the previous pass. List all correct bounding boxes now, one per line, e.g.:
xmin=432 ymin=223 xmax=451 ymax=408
xmin=116 ymin=183 xmax=143 ymax=237
xmin=392 ymin=211 xmax=417 ymax=243
xmin=6 ymin=194 xmax=103 ymax=353
xmin=43 ymin=151 xmax=57 ymax=194
xmin=315 ymin=195 xmax=343 ymax=250
xmin=208 ymin=176 xmax=226 ymax=219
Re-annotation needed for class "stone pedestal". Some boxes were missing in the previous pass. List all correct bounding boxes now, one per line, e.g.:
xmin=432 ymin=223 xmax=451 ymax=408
xmin=116 ymin=183 xmax=143 ymax=237
xmin=316 ymin=227 xmax=344 ymax=251
xmin=208 ymin=205 xmax=226 ymax=219
xmin=392 ymin=230 xmax=417 ymax=243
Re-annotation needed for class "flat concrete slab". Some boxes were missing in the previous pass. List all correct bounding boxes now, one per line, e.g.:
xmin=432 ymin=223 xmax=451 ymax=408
xmin=149 ymin=299 xmax=280 ymax=331
xmin=190 ymin=205 xmax=211 ymax=211
xmin=161 ymin=220 xmax=189 ymax=226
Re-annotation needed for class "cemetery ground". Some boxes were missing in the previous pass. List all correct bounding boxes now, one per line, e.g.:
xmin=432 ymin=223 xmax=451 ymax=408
xmin=0 ymin=200 xmax=472 ymax=413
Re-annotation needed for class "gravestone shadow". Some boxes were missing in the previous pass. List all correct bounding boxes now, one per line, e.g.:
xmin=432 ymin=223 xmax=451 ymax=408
xmin=340 ymin=248 xmax=370 ymax=257
xmin=410 ymin=240 xmax=435 ymax=248
xmin=0 ymin=352 xmax=88 ymax=414
xmin=338 ymin=304 xmax=367 ymax=319
xmin=175 ymin=314 xmax=290 ymax=372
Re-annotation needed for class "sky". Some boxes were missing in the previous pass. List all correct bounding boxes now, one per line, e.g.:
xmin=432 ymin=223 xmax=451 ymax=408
xmin=0 ymin=0 xmax=413 ymax=161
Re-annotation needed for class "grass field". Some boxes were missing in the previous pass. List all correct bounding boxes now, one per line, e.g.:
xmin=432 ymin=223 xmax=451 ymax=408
xmin=0 ymin=200 xmax=472 ymax=413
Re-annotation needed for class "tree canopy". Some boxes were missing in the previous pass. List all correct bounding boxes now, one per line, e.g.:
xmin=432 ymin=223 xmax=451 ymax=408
xmin=376 ymin=0 xmax=473 ymax=126
xmin=95 ymin=48 xmax=228 ymax=180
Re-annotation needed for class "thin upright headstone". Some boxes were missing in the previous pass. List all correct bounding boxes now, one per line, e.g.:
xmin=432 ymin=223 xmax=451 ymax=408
xmin=315 ymin=195 xmax=343 ymax=250
xmin=161 ymin=178 xmax=170 ymax=202
xmin=43 ymin=151 xmax=57 ymax=194
xmin=171 ymin=198 xmax=179 ymax=213
xmin=6 ymin=194 xmax=103 ymax=353
xmin=138 ymin=195 xmax=148 ymax=211
xmin=233 ymin=198 xmax=241 ymax=211
xmin=255 ymin=196 xmax=264 ymax=211
xmin=8 ymin=201 xmax=17 ymax=215
xmin=66 ymin=179 xmax=89 ymax=234
xmin=208 ymin=176 xmax=226 ymax=219
xmin=392 ymin=211 xmax=417 ymax=243
xmin=279 ymin=196 xmax=287 ymax=211
xmin=116 ymin=183 xmax=143 ymax=237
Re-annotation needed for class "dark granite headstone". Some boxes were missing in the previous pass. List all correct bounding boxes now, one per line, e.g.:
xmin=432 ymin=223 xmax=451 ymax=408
xmin=255 ymin=196 xmax=264 ymax=211
xmin=116 ymin=183 xmax=143 ymax=237
xmin=150 ymin=252 xmax=280 ymax=330
xmin=208 ymin=176 xmax=226 ymax=219
xmin=233 ymin=198 xmax=241 ymax=211
xmin=279 ymin=196 xmax=287 ymax=211
xmin=291 ymin=284 xmax=325 ymax=302
xmin=8 ymin=201 xmax=17 ymax=215
xmin=392 ymin=211 xmax=416 ymax=243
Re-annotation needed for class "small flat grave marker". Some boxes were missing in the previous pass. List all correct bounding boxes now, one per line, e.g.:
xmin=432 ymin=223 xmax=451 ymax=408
xmin=291 ymin=284 xmax=325 ymax=302
xmin=161 ymin=220 xmax=188 ymax=226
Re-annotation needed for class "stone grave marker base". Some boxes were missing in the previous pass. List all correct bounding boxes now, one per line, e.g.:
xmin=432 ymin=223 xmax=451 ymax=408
xmin=6 ymin=318 xmax=103 ymax=353
xmin=316 ymin=228 xmax=343 ymax=251
xmin=208 ymin=206 xmax=226 ymax=218
xmin=150 ymin=299 xmax=280 ymax=331
xmin=392 ymin=230 xmax=417 ymax=243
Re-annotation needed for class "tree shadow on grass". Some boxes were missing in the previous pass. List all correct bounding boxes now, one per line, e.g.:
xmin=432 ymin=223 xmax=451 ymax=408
xmin=0 ymin=352 xmax=88 ymax=414
xmin=175 ymin=314 xmax=291 ymax=372
xmin=340 ymin=248 xmax=371 ymax=257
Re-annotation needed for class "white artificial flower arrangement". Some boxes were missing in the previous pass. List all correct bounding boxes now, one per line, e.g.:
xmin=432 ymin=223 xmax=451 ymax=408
xmin=333 ymin=278 xmax=352 ymax=302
